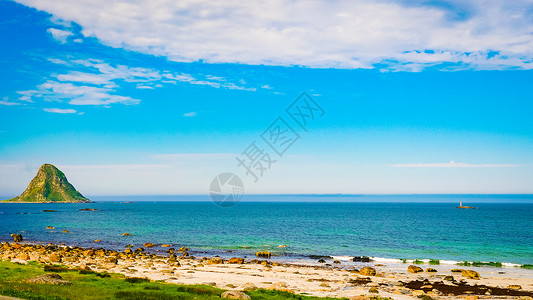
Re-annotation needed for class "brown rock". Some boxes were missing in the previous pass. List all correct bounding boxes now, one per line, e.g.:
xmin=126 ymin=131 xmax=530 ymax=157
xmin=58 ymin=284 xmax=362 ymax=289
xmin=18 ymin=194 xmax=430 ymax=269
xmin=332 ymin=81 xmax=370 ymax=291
xmin=461 ymin=269 xmax=480 ymax=279
xmin=221 ymin=290 xmax=251 ymax=299
xmin=123 ymin=233 xmax=131 ymax=236
xmin=161 ymin=244 xmax=171 ymax=247
xmin=83 ymin=249 xmax=94 ymax=256
xmin=228 ymin=257 xmax=245 ymax=264
xmin=11 ymin=234 xmax=23 ymax=242
xmin=16 ymin=253 xmax=30 ymax=260
xmin=207 ymin=257 xmax=224 ymax=264
xmin=508 ymin=285 xmax=522 ymax=290
xmin=426 ymin=268 xmax=438 ymax=272
xmin=407 ymin=265 xmax=424 ymax=273
xmin=46 ymin=226 xmax=55 ymax=229
xmin=256 ymin=251 xmax=271 ymax=258
xmin=49 ymin=253 xmax=61 ymax=262
xmin=143 ymin=243 xmax=156 ymax=248
xmin=359 ymin=267 xmax=377 ymax=276
xmin=241 ymin=282 xmax=258 ymax=291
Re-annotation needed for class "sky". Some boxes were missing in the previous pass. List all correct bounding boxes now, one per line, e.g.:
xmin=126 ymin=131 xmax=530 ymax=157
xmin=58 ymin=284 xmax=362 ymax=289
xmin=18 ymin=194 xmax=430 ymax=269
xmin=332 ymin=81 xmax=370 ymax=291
xmin=1 ymin=0 xmax=532 ymax=196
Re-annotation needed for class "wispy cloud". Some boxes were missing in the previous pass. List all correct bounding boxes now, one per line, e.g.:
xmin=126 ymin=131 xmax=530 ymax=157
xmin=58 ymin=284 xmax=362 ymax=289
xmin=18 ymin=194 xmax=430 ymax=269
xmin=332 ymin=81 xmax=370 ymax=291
xmin=47 ymin=28 xmax=73 ymax=43
xmin=16 ymin=0 xmax=533 ymax=70
xmin=182 ymin=112 xmax=197 ymax=117
xmin=15 ymin=57 xmax=257 ymax=109
xmin=43 ymin=108 xmax=78 ymax=114
xmin=0 ymin=100 xmax=21 ymax=106
xmin=152 ymin=153 xmax=236 ymax=160
xmin=392 ymin=161 xmax=520 ymax=168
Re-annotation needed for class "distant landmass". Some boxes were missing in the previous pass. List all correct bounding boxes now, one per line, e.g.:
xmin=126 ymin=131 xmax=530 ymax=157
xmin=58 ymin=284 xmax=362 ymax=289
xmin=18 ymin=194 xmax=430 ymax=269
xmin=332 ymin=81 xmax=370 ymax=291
xmin=1 ymin=164 xmax=92 ymax=203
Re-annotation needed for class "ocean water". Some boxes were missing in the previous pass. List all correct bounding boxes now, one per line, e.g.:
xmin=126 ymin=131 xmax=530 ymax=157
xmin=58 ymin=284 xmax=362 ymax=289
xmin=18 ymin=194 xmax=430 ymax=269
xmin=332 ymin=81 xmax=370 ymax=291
xmin=1 ymin=195 xmax=532 ymax=267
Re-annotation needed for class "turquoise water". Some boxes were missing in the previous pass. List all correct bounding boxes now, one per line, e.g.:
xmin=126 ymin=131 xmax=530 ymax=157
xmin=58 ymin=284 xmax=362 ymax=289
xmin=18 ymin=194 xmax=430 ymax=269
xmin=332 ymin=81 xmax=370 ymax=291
xmin=1 ymin=196 xmax=532 ymax=265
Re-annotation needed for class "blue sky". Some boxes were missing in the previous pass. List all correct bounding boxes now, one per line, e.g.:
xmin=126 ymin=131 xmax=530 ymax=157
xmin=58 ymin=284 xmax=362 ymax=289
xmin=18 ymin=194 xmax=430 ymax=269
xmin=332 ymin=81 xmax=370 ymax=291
xmin=1 ymin=0 xmax=532 ymax=196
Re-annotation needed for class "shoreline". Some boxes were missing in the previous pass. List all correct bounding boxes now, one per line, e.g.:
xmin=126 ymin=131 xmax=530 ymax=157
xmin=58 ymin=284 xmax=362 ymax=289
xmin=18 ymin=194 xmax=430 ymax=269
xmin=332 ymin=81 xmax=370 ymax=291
xmin=2 ymin=238 xmax=532 ymax=275
xmin=2 ymin=241 xmax=532 ymax=299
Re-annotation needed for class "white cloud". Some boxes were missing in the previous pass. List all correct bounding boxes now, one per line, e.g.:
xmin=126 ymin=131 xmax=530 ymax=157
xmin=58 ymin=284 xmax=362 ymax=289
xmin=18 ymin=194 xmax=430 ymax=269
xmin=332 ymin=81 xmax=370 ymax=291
xmin=152 ymin=153 xmax=235 ymax=160
xmin=46 ymin=28 xmax=73 ymax=43
xmin=17 ymin=0 xmax=533 ymax=70
xmin=0 ymin=101 xmax=21 ymax=106
xmin=15 ymin=57 xmax=256 ymax=108
xmin=43 ymin=108 xmax=78 ymax=114
xmin=182 ymin=112 xmax=197 ymax=117
xmin=392 ymin=161 xmax=519 ymax=168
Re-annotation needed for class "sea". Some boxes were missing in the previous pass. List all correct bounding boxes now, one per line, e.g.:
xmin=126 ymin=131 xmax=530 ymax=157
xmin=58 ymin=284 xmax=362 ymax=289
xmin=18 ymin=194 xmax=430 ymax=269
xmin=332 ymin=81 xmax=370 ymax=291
xmin=1 ymin=195 xmax=532 ymax=272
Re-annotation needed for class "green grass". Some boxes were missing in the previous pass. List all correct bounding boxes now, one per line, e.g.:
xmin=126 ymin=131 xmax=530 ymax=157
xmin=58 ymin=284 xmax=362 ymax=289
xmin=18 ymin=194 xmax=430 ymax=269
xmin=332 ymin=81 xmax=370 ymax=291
xmin=413 ymin=259 xmax=424 ymax=264
xmin=428 ymin=259 xmax=440 ymax=265
xmin=0 ymin=260 xmax=362 ymax=300
xmin=521 ymin=264 xmax=533 ymax=269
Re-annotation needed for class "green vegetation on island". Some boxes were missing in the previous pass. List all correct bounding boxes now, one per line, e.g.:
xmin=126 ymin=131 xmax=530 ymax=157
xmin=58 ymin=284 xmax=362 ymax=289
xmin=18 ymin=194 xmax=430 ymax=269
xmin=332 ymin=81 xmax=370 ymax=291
xmin=1 ymin=164 xmax=92 ymax=203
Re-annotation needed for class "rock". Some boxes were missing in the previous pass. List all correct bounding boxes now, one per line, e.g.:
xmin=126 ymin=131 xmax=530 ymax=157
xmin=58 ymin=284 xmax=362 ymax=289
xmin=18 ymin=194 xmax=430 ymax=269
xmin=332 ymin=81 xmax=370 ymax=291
xmin=412 ymin=290 xmax=426 ymax=297
xmin=11 ymin=234 xmax=23 ymax=242
xmin=62 ymin=230 xmax=69 ymax=233
xmin=124 ymin=248 xmax=133 ymax=255
xmin=426 ymin=268 xmax=438 ymax=272
xmin=123 ymin=233 xmax=131 ymax=236
xmin=42 ymin=210 xmax=57 ymax=212
xmin=161 ymin=244 xmax=171 ymax=247
xmin=350 ymin=296 xmax=371 ymax=300
xmin=207 ymin=257 xmax=224 ymax=264
xmin=278 ymin=245 xmax=287 ymax=248
xmin=228 ymin=257 xmax=245 ymax=264
xmin=269 ymin=282 xmax=293 ymax=293
xmin=318 ymin=259 xmax=326 ymax=263
xmin=461 ymin=269 xmax=480 ymax=279
xmin=451 ymin=269 xmax=463 ymax=272
xmin=359 ymin=267 xmax=377 ymax=276
xmin=508 ymin=285 xmax=522 ymax=290
xmin=143 ymin=243 xmax=156 ymax=248
xmin=178 ymin=246 xmax=189 ymax=252
xmin=46 ymin=226 xmax=55 ymax=229
xmin=369 ymin=287 xmax=379 ymax=293
xmin=49 ymin=253 xmax=61 ymax=262
xmin=94 ymin=239 xmax=101 ymax=242
xmin=333 ymin=260 xmax=341 ymax=264
xmin=443 ymin=275 xmax=454 ymax=281
xmin=256 ymin=251 xmax=271 ymax=258
xmin=79 ymin=208 xmax=98 ymax=211
xmin=16 ymin=253 xmax=30 ymax=260
xmin=83 ymin=249 xmax=94 ymax=256
xmin=27 ymin=273 xmax=72 ymax=285
xmin=241 ymin=282 xmax=258 ymax=291
xmin=221 ymin=290 xmax=251 ymax=299
xmin=408 ymin=265 xmax=424 ymax=273
xmin=352 ymin=256 xmax=372 ymax=262
xmin=107 ymin=257 xmax=118 ymax=264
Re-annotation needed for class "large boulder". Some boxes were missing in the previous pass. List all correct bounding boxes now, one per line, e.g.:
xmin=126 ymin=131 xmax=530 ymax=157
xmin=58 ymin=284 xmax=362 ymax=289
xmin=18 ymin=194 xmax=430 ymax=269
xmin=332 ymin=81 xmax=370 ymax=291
xmin=11 ymin=234 xmax=23 ymax=242
xmin=461 ymin=269 xmax=480 ymax=279
xmin=221 ymin=291 xmax=251 ymax=299
xmin=407 ymin=265 xmax=423 ymax=273
xmin=359 ymin=267 xmax=377 ymax=276
xmin=228 ymin=257 xmax=245 ymax=264
xmin=256 ymin=251 xmax=271 ymax=258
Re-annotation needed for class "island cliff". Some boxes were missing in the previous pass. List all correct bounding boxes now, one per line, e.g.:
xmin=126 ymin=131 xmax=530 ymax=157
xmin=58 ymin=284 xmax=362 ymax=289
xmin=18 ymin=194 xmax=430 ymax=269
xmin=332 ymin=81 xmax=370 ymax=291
xmin=1 ymin=164 xmax=92 ymax=203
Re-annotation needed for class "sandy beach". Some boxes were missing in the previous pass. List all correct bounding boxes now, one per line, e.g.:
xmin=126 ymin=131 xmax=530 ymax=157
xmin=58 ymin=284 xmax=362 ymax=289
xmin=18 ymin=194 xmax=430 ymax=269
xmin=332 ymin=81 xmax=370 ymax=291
xmin=2 ymin=242 xmax=532 ymax=299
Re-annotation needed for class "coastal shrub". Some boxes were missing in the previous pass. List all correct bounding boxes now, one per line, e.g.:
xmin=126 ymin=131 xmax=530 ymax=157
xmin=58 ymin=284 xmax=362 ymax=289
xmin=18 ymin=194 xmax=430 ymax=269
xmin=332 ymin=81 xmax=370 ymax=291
xmin=175 ymin=284 xmax=221 ymax=296
xmin=125 ymin=277 xmax=150 ymax=283
xmin=457 ymin=261 xmax=471 ymax=266
xmin=114 ymin=290 xmax=179 ymax=300
xmin=521 ymin=264 xmax=533 ymax=269
xmin=43 ymin=265 xmax=69 ymax=272
xmin=0 ymin=287 xmax=67 ymax=300
xmin=96 ymin=272 xmax=110 ymax=278
xmin=79 ymin=269 xmax=95 ymax=275
xmin=428 ymin=259 xmax=440 ymax=265
xmin=400 ymin=259 xmax=407 ymax=263
xmin=413 ymin=259 xmax=424 ymax=264
xmin=471 ymin=261 xmax=502 ymax=267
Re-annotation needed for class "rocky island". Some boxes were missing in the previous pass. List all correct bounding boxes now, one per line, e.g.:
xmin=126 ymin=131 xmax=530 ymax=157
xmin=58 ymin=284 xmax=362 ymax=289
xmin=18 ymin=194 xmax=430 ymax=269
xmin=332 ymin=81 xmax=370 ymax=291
xmin=1 ymin=163 xmax=92 ymax=203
